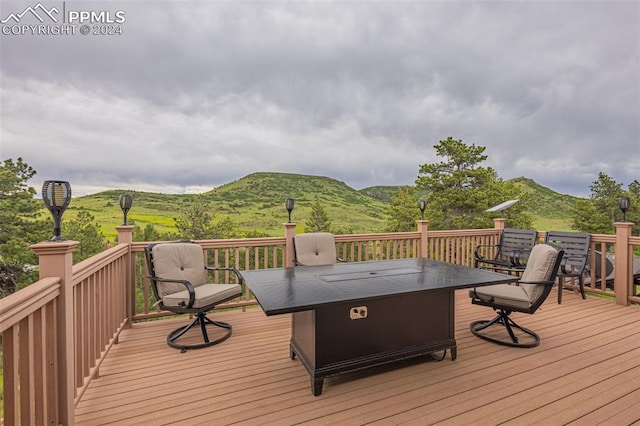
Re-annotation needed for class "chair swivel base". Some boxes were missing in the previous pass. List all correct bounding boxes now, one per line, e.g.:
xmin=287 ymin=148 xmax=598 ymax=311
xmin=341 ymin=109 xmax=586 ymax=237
xmin=470 ymin=311 xmax=540 ymax=348
xmin=167 ymin=312 xmax=232 ymax=352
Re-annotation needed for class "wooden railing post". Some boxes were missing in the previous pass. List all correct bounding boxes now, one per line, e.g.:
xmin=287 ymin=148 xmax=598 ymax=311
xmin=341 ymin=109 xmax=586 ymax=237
xmin=493 ymin=218 xmax=506 ymax=230
xmin=117 ymin=225 xmax=135 ymax=328
xmin=613 ymin=221 xmax=634 ymax=306
xmin=30 ymin=240 xmax=79 ymax=426
xmin=284 ymin=222 xmax=297 ymax=267
xmin=417 ymin=220 xmax=429 ymax=258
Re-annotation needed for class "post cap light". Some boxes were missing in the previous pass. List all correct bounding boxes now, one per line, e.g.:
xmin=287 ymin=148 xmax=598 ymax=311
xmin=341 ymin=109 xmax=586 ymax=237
xmin=285 ymin=198 xmax=295 ymax=223
xmin=119 ymin=193 xmax=133 ymax=225
xmin=618 ymin=197 xmax=630 ymax=222
xmin=418 ymin=200 xmax=427 ymax=220
xmin=42 ymin=180 xmax=72 ymax=241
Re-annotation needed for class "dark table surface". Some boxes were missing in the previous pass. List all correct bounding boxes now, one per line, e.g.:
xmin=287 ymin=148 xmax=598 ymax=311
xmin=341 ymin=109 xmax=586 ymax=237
xmin=244 ymin=258 xmax=517 ymax=315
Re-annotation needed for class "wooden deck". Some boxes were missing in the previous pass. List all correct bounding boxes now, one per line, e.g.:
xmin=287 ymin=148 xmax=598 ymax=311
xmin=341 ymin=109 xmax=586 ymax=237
xmin=75 ymin=290 xmax=640 ymax=425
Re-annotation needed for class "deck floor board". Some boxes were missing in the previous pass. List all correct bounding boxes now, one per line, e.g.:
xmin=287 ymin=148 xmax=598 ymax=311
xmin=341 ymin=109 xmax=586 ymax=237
xmin=75 ymin=290 xmax=640 ymax=425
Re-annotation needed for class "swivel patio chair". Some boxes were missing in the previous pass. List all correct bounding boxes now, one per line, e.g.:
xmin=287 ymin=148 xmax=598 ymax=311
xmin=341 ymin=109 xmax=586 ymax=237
xmin=145 ymin=241 xmax=243 ymax=352
xmin=544 ymin=231 xmax=591 ymax=303
xmin=293 ymin=232 xmax=343 ymax=266
xmin=474 ymin=228 xmax=537 ymax=275
xmin=469 ymin=243 xmax=564 ymax=348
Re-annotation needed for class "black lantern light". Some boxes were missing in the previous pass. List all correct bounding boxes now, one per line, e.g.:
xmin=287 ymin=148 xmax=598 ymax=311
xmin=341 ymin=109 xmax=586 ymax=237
xmin=618 ymin=197 xmax=630 ymax=222
xmin=418 ymin=199 xmax=427 ymax=220
xmin=285 ymin=198 xmax=295 ymax=223
xmin=119 ymin=193 xmax=133 ymax=225
xmin=42 ymin=180 xmax=72 ymax=241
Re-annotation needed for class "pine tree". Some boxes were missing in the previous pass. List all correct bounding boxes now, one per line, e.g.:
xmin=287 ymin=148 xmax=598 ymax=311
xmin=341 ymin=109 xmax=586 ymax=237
xmin=65 ymin=209 xmax=107 ymax=262
xmin=415 ymin=137 xmax=532 ymax=230
xmin=305 ymin=201 xmax=333 ymax=233
xmin=385 ymin=187 xmax=419 ymax=232
xmin=0 ymin=158 xmax=49 ymax=293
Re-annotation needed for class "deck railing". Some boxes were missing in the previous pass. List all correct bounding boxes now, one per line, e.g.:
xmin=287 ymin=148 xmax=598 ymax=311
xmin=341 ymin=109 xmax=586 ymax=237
xmin=1 ymin=241 xmax=130 ymax=425
xmin=1 ymin=219 xmax=637 ymax=424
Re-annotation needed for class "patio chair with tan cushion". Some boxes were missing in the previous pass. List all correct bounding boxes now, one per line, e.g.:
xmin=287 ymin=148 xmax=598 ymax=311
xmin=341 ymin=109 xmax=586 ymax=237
xmin=293 ymin=232 xmax=342 ymax=266
xmin=469 ymin=243 xmax=564 ymax=348
xmin=145 ymin=241 xmax=243 ymax=352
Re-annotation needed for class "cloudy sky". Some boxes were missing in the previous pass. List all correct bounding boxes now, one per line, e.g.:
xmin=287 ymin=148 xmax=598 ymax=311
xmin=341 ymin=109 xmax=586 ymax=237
xmin=1 ymin=1 xmax=638 ymax=198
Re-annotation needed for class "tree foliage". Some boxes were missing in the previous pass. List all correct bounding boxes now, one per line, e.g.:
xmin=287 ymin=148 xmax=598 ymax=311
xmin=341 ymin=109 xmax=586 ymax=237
xmin=174 ymin=195 xmax=238 ymax=240
xmin=588 ymin=172 xmax=623 ymax=223
xmin=414 ymin=137 xmax=532 ymax=230
xmin=571 ymin=173 xmax=639 ymax=236
xmin=0 ymin=158 xmax=49 ymax=293
xmin=385 ymin=186 xmax=420 ymax=232
xmin=305 ymin=200 xmax=333 ymax=233
xmin=134 ymin=223 xmax=168 ymax=242
xmin=174 ymin=195 xmax=216 ymax=240
xmin=65 ymin=209 xmax=107 ymax=262
xmin=571 ymin=199 xmax=613 ymax=234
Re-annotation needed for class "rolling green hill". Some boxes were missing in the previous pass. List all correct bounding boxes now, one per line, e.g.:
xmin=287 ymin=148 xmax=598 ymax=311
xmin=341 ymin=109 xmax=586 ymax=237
xmin=358 ymin=186 xmax=411 ymax=204
xmin=66 ymin=172 xmax=579 ymax=242
xmin=202 ymin=172 xmax=389 ymax=235
xmin=68 ymin=173 xmax=391 ymax=241
xmin=509 ymin=177 xmax=580 ymax=231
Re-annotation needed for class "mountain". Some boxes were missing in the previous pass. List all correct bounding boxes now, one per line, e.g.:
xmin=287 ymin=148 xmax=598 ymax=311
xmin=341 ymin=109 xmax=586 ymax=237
xmin=69 ymin=172 xmax=390 ymax=240
xmin=68 ymin=172 xmax=579 ymax=241
xmin=509 ymin=177 xmax=581 ymax=230
xmin=202 ymin=172 xmax=389 ymax=234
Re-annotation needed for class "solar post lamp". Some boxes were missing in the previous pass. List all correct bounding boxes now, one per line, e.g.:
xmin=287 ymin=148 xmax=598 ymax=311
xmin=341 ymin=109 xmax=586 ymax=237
xmin=418 ymin=199 xmax=427 ymax=220
xmin=286 ymin=198 xmax=295 ymax=223
xmin=618 ymin=197 xmax=630 ymax=222
xmin=119 ymin=193 xmax=133 ymax=225
xmin=42 ymin=180 xmax=72 ymax=241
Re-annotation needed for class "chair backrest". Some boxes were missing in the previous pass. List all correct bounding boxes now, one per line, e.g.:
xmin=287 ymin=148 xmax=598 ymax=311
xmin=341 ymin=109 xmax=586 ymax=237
xmin=294 ymin=232 xmax=338 ymax=266
xmin=544 ymin=231 xmax=591 ymax=272
xmin=519 ymin=243 xmax=564 ymax=310
xmin=145 ymin=242 xmax=207 ymax=298
xmin=496 ymin=228 xmax=538 ymax=259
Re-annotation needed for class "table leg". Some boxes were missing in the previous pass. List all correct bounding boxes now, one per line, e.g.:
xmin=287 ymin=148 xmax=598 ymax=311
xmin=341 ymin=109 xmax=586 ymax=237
xmin=450 ymin=346 xmax=457 ymax=361
xmin=312 ymin=377 xmax=324 ymax=396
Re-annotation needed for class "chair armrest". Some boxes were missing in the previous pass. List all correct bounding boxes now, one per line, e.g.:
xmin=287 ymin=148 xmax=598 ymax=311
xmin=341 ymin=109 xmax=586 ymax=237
xmin=295 ymin=258 xmax=344 ymax=266
xmin=474 ymin=244 xmax=498 ymax=260
xmin=205 ymin=266 xmax=245 ymax=285
xmin=559 ymin=254 xmax=589 ymax=275
xmin=509 ymin=248 xmax=532 ymax=267
xmin=561 ymin=254 xmax=588 ymax=263
xmin=152 ymin=276 xmax=197 ymax=308
xmin=518 ymin=279 xmax=554 ymax=286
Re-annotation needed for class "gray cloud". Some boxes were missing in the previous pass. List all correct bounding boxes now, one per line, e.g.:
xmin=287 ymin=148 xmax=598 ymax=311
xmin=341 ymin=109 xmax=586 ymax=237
xmin=1 ymin=0 xmax=638 ymax=197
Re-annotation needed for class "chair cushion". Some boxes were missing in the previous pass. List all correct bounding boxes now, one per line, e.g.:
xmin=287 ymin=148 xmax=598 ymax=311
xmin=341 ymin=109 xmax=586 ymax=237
xmin=152 ymin=243 xmax=207 ymax=297
xmin=295 ymin=232 xmax=337 ymax=266
xmin=469 ymin=284 xmax=532 ymax=310
xmin=162 ymin=283 xmax=241 ymax=308
xmin=519 ymin=244 xmax=559 ymax=302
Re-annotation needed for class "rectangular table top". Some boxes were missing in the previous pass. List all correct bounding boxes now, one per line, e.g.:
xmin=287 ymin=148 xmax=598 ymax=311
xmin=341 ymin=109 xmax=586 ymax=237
xmin=243 ymin=258 xmax=517 ymax=315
